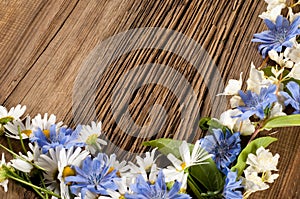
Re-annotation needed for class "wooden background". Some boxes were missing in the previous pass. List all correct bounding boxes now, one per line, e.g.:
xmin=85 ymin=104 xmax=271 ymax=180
xmin=0 ymin=0 xmax=299 ymax=198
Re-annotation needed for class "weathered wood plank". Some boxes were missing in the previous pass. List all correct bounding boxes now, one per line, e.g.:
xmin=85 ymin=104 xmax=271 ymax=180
xmin=0 ymin=0 xmax=299 ymax=198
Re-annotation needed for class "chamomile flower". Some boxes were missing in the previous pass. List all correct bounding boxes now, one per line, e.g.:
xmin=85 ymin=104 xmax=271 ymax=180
xmin=31 ymin=113 xmax=63 ymax=132
xmin=36 ymin=146 xmax=88 ymax=196
xmin=0 ymin=153 xmax=10 ymax=192
xmin=107 ymin=154 xmax=128 ymax=177
xmin=126 ymin=148 xmax=160 ymax=183
xmin=0 ymin=104 xmax=26 ymax=123
xmin=78 ymin=121 xmax=107 ymax=155
xmin=57 ymin=147 xmax=89 ymax=199
xmin=4 ymin=116 xmax=33 ymax=139
xmin=164 ymin=140 xmax=212 ymax=184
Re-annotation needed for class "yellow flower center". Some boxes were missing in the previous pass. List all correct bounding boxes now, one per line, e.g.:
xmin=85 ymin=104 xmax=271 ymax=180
xmin=180 ymin=162 xmax=186 ymax=170
xmin=119 ymin=195 xmax=125 ymax=199
xmin=86 ymin=134 xmax=98 ymax=145
xmin=43 ymin=129 xmax=50 ymax=138
xmin=21 ymin=130 xmax=32 ymax=137
xmin=62 ymin=166 xmax=76 ymax=179
xmin=107 ymin=166 xmax=114 ymax=174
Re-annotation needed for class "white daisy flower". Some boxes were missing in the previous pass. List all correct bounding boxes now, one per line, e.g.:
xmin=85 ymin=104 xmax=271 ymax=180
xmin=108 ymin=154 xmax=129 ymax=177
xmin=31 ymin=113 xmax=64 ymax=133
xmin=36 ymin=146 xmax=88 ymax=197
xmin=78 ymin=121 xmax=107 ymax=155
xmin=163 ymin=140 xmax=212 ymax=184
xmin=0 ymin=104 xmax=26 ymax=122
xmin=0 ymin=153 xmax=10 ymax=192
xmin=126 ymin=148 xmax=160 ymax=183
xmin=4 ymin=116 xmax=33 ymax=139
xmin=57 ymin=147 xmax=89 ymax=199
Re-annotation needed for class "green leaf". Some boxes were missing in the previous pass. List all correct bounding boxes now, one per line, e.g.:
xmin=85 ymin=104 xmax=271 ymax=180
xmin=231 ymin=136 xmax=277 ymax=176
xmin=199 ymin=117 xmax=211 ymax=131
xmin=0 ymin=116 xmax=14 ymax=125
xmin=143 ymin=138 xmax=193 ymax=159
xmin=188 ymin=158 xmax=224 ymax=193
xmin=263 ymin=115 xmax=300 ymax=129
xmin=199 ymin=117 xmax=227 ymax=133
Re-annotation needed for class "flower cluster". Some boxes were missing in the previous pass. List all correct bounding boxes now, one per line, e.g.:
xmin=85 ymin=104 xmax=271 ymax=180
xmin=0 ymin=0 xmax=300 ymax=199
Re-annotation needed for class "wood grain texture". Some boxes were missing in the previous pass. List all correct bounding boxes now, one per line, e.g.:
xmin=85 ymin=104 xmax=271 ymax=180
xmin=0 ymin=0 xmax=299 ymax=198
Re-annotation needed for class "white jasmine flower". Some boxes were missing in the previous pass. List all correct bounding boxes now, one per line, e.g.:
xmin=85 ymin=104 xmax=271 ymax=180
xmin=0 ymin=153 xmax=9 ymax=192
xmin=288 ymin=63 xmax=300 ymax=79
xmin=284 ymin=44 xmax=300 ymax=65
xmin=246 ymin=147 xmax=279 ymax=172
xmin=268 ymin=50 xmax=294 ymax=68
xmin=217 ymin=73 xmax=243 ymax=96
xmin=288 ymin=7 xmax=300 ymax=22
xmin=243 ymin=169 xmax=270 ymax=198
xmin=247 ymin=63 xmax=273 ymax=94
xmin=31 ymin=113 xmax=63 ymax=133
xmin=259 ymin=5 xmax=283 ymax=22
xmin=243 ymin=147 xmax=279 ymax=198
xmin=78 ymin=121 xmax=107 ymax=155
xmin=163 ymin=140 xmax=212 ymax=183
xmin=230 ymin=95 xmax=243 ymax=108
xmin=243 ymin=167 xmax=279 ymax=198
xmin=4 ymin=116 xmax=33 ymax=139
xmin=0 ymin=104 xmax=26 ymax=122
xmin=219 ymin=109 xmax=255 ymax=136
xmin=269 ymin=102 xmax=286 ymax=118
xmin=265 ymin=0 xmax=286 ymax=10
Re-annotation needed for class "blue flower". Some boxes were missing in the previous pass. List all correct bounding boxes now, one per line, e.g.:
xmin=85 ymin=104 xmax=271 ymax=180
xmin=199 ymin=129 xmax=241 ymax=171
xmin=65 ymin=153 xmax=120 ymax=198
xmin=222 ymin=169 xmax=243 ymax=199
xmin=237 ymin=84 xmax=277 ymax=120
xmin=280 ymin=81 xmax=300 ymax=114
xmin=125 ymin=170 xmax=191 ymax=199
xmin=30 ymin=124 xmax=85 ymax=154
xmin=252 ymin=15 xmax=300 ymax=58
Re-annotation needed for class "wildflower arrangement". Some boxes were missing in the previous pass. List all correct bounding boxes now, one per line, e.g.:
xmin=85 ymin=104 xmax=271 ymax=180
xmin=0 ymin=0 xmax=300 ymax=198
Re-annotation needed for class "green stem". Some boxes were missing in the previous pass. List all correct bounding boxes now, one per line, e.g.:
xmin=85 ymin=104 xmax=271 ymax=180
xmin=39 ymin=172 xmax=49 ymax=199
xmin=7 ymin=174 xmax=61 ymax=198
xmin=17 ymin=126 xmax=28 ymax=154
xmin=6 ymin=137 xmax=14 ymax=155
xmin=24 ymin=174 xmax=44 ymax=199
